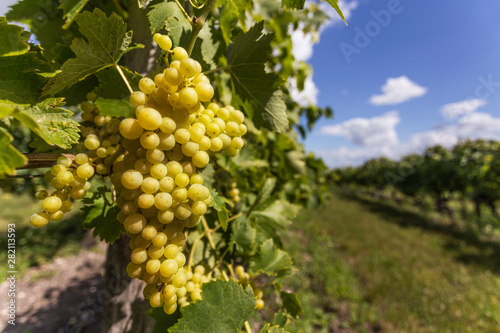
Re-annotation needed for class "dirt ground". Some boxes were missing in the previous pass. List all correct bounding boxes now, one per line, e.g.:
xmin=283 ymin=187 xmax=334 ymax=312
xmin=1 ymin=245 xmax=107 ymax=333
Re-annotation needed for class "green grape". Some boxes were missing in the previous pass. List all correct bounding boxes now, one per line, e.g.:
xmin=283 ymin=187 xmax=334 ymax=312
xmin=231 ymin=137 xmax=244 ymax=150
xmin=42 ymin=196 xmax=62 ymax=213
xmin=159 ymin=176 xmax=175 ymax=193
xmin=198 ymin=137 xmax=211 ymax=151
xmin=148 ymin=245 xmax=164 ymax=259
xmin=142 ymin=225 xmax=158 ymax=240
xmin=172 ymin=270 xmax=187 ymax=288
xmin=174 ymin=203 xmax=191 ymax=220
xmin=174 ymin=173 xmax=190 ymax=188
xmin=84 ymin=136 xmax=100 ymax=150
xmin=124 ymin=213 xmax=147 ymax=234
xmin=181 ymin=141 xmax=199 ymax=157
xmin=153 ymin=33 xmax=172 ymax=51
xmin=76 ymin=163 xmax=94 ymax=179
xmin=137 ymin=193 xmax=155 ymax=209
xmin=229 ymin=110 xmax=245 ymax=124
xmin=35 ymin=190 xmax=48 ymax=200
xmin=189 ymin=125 xmax=205 ymax=143
xmin=49 ymin=210 xmax=64 ymax=221
xmin=60 ymin=200 xmax=73 ymax=212
xmin=51 ymin=164 xmax=66 ymax=176
xmin=131 ymin=248 xmax=148 ymax=264
xmin=192 ymin=151 xmax=209 ymax=168
xmin=181 ymin=161 xmax=196 ymax=176
xmin=140 ymin=131 xmax=160 ymax=149
xmin=69 ymin=187 xmax=87 ymax=199
xmin=160 ymin=117 xmax=177 ymax=134
xmin=152 ymin=232 xmax=168 ymax=247
xmin=209 ymin=137 xmax=223 ymax=152
xmin=171 ymin=47 xmax=189 ymax=61
xmin=225 ymin=121 xmax=240 ymax=136
xmin=163 ymin=284 xmax=177 ymax=298
xmin=150 ymin=291 xmax=164 ymax=307
xmin=160 ymin=259 xmax=178 ymax=277
xmin=195 ymin=82 xmax=214 ymax=102
xmin=255 ymin=299 xmax=265 ymax=310
xmin=150 ymin=163 xmax=168 ymax=179
xmin=239 ymin=124 xmax=248 ymax=135
xmin=174 ymin=128 xmax=190 ymax=144
xmin=137 ymin=107 xmax=163 ymax=131
xmin=141 ymin=177 xmax=160 ymax=194
xmin=146 ymin=149 xmax=165 ymax=164
xmin=119 ymin=118 xmax=144 ymax=140
xmin=143 ymin=283 xmax=158 ymax=299
xmin=172 ymin=187 xmax=188 ymax=202
xmin=190 ymin=174 xmax=204 ymax=185
xmin=139 ymin=77 xmax=156 ymax=95
xmin=166 ymin=161 xmax=183 ymax=177
xmin=219 ymin=134 xmax=231 ymax=149
xmin=206 ymin=123 xmax=220 ymax=137
xmin=163 ymin=302 xmax=177 ymax=315
xmin=154 ymin=192 xmax=173 ymax=210
xmin=30 ymin=212 xmax=50 ymax=227
xmin=158 ymin=133 xmax=176 ymax=151
xmin=146 ymin=259 xmax=161 ymax=274
xmin=191 ymin=201 xmax=207 ymax=216
xmin=130 ymin=91 xmax=147 ymax=107
xmin=121 ymin=170 xmax=143 ymax=189
xmin=164 ymin=244 xmax=179 ymax=259
xmin=163 ymin=68 xmax=183 ymax=86
xmin=126 ymin=262 xmax=144 ymax=278
xmin=157 ymin=208 xmax=175 ymax=224
xmin=57 ymin=155 xmax=73 ymax=168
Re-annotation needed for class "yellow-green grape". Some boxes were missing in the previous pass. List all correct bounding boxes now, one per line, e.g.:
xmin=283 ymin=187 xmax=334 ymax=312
xmin=154 ymin=192 xmax=173 ymax=210
xmin=121 ymin=170 xmax=143 ymax=189
xmin=139 ymin=77 xmax=156 ymax=95
xmin=158 ymin=133 xmax=176 ymax=151
xmin=219 ymin=134 xmax=231 ymax=149
xmin=75 ymin=153 xmax=89 ymax=164
xmin=191 ymin=201 xmax=207 ymax=216
xmin=130 ymin=91 xmax=147 ymax=107
xmin=60 ymin=200 xmax=73 ymax=212
xmin=35 ymin=190 xmax=48 ymax=200
xmin=172 ymin=187 xmax=188 ymax=202
xmin=146 ymin=259 xmax=161 ymax=274
xmin=49 ymin=210 xmax=64 ymax=221
xmin=160 ymin=259 xmax=178 ymax=277
xmin=172 ymin=270 xmax=187 ymax=288
xmin=192 ymin=151 xmax=209 ymax=168
xmin=136 ymin=107 xmax=163 ymax=131
xmin=137 ymin=193 xmax=155 ymax=209
xmin=160 ymin=117 xmax=176 ymax=134
xmin=164 ymin=244 xmax=179 ymax=259
xmin=159 ymin=177 xmax=175 ymax=193
xmin=206 ymin=123 xmax=220 ymax=137
xmin=69 ymin=187 xmax=87 ymax=200
xmin=179 ymin=58 xmax=201 ymax=78
xmin=255 ymin=299 xmax=265 ymax=310
xmin=195 ymin=82 xmax=214 ymax=102
xmin=174 ymin=128 xmax=190 ymax=145
xmin=152 ymin=232 xmax=168 ymax=247
xmin=135 ymin=235 xmax=152 ymax=249
xmin=190 ymin=174 xmax=203 ymax=185
xmin=173 ymin=252 xmax=186 ymax=268
xmin=163 ymin=302 xmax=177 ymax=315
xmin=181 ymin=161 xmax=196 ymax=176
xmin=57 ymin=155 xmax=73 ymax=168
xmin=30 ymin=212 xmax=50 ymax=227
xmin=134 ymin=159 xmax=152 ymax=175
xmin=130 ymin=248 xmax=148 ymax=264
xmin=84 ymin=136 xmax=100 ymax=150
xmin=76 ymin=163 xmax=95 ymax=179
xmin=166 ymin=161 xmax=183 ymax=177
xmin=124 ymin=213 xmax=147 ymax=234
xmin=235 ymin=265 xmax=245 ymax=277
xmin=141 ymin=177 xmax=160 ymax=194
xmin=140 ymin=131 xmax=160 ymax=149
xmin=166 ymin=144 xmax=184 ymax=161
xmin=146 ymin=149 xmax=165 ymax=164
xmin=181 ymin=141 xmax=199 ymax=157
xmin=143 ymin=283 xmax=158 ymax=299
xmin=174 ymin=173 xmax=190 ymax=188
xmin=209 ymin=137 xmax=223 ymax=152
xmin=171 ymin=47 xmax=189 ymax=61
xmin=189 ymin=125 xmax=205 ymax=143
xmin=153 ymin=33 xmax=172 ymax=51
xmin=164 ymin=68 xmax=183 ymax=86
xmin=50 ymin=164 xmax=66 ymax=176
xmin=142 ymin=225 xmax=158 ymax=240
xmin=231 ymin=137 xmax=244 ymax=150
xmin=148 ymin=246 xmax=164 ymax=260
xmin=198 ymin=136 xmax=211 ymax=151
xmin=150 ymin=291 xmax=164 ymax=307
xmin=42 ymin=196 xmax=62 ymax=213
xmin=225 ymin=121 xmax=240 ymax=136
xmin=119 ymin=118 xmax=144 ymax=140
xmin=150 ymin=163 xmax=167 ymax=180
xmin=126 ymin=262 xmax=144 ymax=278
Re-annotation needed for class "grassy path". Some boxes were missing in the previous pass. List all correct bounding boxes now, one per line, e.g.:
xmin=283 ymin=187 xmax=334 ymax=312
xmin=285 ymin=192 xmax=500 ymax=333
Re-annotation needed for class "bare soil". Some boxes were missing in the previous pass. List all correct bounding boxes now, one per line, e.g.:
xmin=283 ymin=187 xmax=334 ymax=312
xmin=1 ymin=245 xmax=106 ymax=333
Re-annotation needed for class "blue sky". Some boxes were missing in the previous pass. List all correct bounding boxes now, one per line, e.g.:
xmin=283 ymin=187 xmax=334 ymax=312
xmin=294 ymin=0 xmax=500 ymax=167
xmin=2 ymin=1 xmax=500 ymax=168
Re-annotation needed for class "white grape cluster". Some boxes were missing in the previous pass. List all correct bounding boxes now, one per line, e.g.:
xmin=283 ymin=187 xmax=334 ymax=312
xmin=228 ymin=181 xmax=241 ymax=203
xmin=112 ymin=33 xmax=246 ymax=314
xmin=30 ymin=97 xmax=124 ymax=228
xmin=30 ymin=155 xmax=93 ymax=227
xmin=234 ymin=265 xmax=265 ymax=310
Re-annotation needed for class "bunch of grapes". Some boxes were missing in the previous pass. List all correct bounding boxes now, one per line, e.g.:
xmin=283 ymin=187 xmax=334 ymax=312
xmin=111 ymin=33 xmax=246 ymax=314
xmin=228 ymin=181 xmax=241 ymax=203
xmin=234 ymin=265 xmax=265 ymax=310
xmin=30 ymin=98 xmax=124 ymax=227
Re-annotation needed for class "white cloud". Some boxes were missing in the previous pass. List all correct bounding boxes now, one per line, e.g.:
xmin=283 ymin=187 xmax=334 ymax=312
xmin=317 ymin=111 xmax=500 ymax=168
xmin=320 ymin=111 xmax=400 ymax=146
xmin=290 ymin=28 xmax=316 ymax=62
xmin=440 ymin=98 xmax=487 ymax=120
xmin=369 ymin=76 xmax=427 ymax=105
xmin=288 ymin=76 xmax=319 ymax=107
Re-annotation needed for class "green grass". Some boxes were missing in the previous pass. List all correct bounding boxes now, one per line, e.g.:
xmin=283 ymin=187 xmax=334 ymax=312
xmin=0 ymin=193 xmax=89 ymax=280
xmin=285 ymin=191 xmax=500 ymax=333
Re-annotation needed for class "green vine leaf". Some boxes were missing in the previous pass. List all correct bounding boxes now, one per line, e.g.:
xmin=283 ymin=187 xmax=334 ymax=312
xmin=280 ymin=291 xmax=302 ymax=319
xmin=208 ymin=187 xmax=229 ymax=231
xmin=228 ymin=22 xmax=289 ymax=133
xmin=81 ymin=186 xmax=122 ymax=243
xmin=95 ymin=97 xmax=134 ymax=118
xmin=59 ymin=0 xmax=91 ymax=29
xmin=321 ymin=0 xmax=347 ymax=25
xmin=250 ymin=239 xmax=293 ymax=275
xmin=22 ymin=98 xmax=80 ymax=149
xmin=43 ymin=8 xmax=143 ymax=96
xmin=147 ymin=1 xmax=191 ymax=42
xmin=281 ymin=0 xmax=306 ymax=10
xmin=0 ymin=127 xmax=27 ymax=177
xmin=230 ymin=216 xmax=256 ymax=254
xmin=169 ymin=279 xmax=255 ymax=333
xmin=149 ymin=307 xmax=181 ymax=333
xmin=259 ymin=324 xmax=289 ymax=333
xmin=0 ymin=51 xmax=49 ymax=104
xmin=93 ymin=66 xmax=142 ymax=100
xmin=0 ymin=18 xmax=30 ymax=57
xmin=0 ymin=100 xmax=27 ymax=118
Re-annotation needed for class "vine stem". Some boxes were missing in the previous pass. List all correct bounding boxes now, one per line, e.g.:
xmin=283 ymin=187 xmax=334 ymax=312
xmin=114 ymin=63 xmax=133 ymax=95
xmin=202 ymin=65 xmax=230 ymax=75
xmin=244 ymin=321 xmax=252 ymax=333
xmin=173 ymin=0 xmax=193 ymax=23
xmin=187 ymin=230 xmax=207 ymax=270
xmin=201 ymin=215 xmax=216 ymax=250
xmin=185 ymin=0 xmax=218 ymax=55
xmin=18 ymin=153 xmax=75 ymax=169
